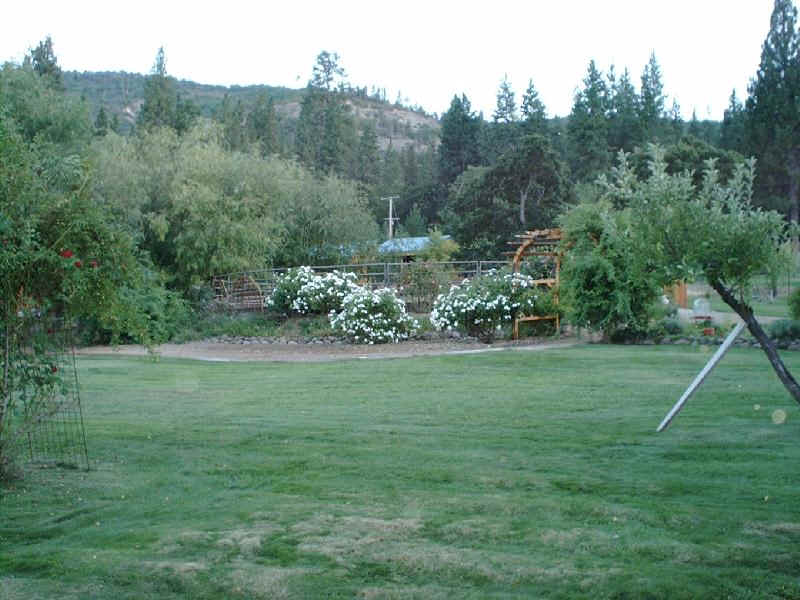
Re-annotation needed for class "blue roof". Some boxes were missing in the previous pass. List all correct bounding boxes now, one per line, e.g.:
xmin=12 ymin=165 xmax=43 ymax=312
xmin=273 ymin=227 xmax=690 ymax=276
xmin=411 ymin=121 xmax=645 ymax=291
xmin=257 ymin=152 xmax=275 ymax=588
xmin=378 ymin=236 xmax=450 ymax=254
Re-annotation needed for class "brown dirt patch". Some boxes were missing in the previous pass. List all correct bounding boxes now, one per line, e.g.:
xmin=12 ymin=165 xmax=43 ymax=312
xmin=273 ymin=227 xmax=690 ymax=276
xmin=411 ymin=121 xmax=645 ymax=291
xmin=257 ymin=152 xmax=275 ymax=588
xmin=76 ymin=338 xmax=577 ymax=363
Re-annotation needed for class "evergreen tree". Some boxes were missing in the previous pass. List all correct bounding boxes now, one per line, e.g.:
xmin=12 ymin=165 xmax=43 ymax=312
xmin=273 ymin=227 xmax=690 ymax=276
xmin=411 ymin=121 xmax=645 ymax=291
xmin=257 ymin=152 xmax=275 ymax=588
xmin=520 ymin=78 xmax=547 ymax=133
xmin=746 ymin=0 xmax=800 ymax=220
xmin=295 ymin=51 xmax=354 ymax=175
xmin=639 ymin=52 xmax=666 ymax=140
xmin=247 ymin=92 xmax=278 ymax=156
xmin=606 ymin=66 xmax=641 ymax=153
xmin=29 ymin=36 xmax=62 ymax=89
xmin=353 ymin=122 xmax=380 ymax=187
xmin=688 ymin=109 xmax=702 ymax=138
xmin=94 ymin=107 xmax=109 ymax=137
xmin=137 ymin=47 xmax=177 ymax=131
xmin=493 ymin=75 xmax=517 ymax=123
xmin=720 ymin=89 xmax=747 ymax=153
xmin=220 ymin=95 xmax=247 ymax=152
xmin=438 ymin=94 xmax=481 ymax=186
xmin=174 ymin=94 xmax=199 ymax=135
xmin=567 ymin=60 xmax=610 ymax=182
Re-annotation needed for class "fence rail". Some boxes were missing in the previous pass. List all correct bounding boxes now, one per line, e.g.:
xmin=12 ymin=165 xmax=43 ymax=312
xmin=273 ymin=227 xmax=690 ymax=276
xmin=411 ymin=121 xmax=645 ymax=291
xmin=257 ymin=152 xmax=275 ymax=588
xmin=212 ymin=261 xmax=509 ymax=312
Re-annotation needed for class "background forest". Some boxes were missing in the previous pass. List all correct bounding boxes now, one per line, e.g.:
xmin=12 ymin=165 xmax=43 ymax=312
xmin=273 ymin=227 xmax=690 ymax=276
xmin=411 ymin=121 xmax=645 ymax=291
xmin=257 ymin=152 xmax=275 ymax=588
xmin=2 ymin=0 xmax=799 ymax=342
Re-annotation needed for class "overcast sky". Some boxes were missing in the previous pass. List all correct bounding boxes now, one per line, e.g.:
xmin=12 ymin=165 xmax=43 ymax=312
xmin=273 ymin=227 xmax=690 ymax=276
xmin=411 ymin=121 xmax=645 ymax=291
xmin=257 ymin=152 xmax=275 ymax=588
xmin=2 ymin=1 xmax=777 ymax=120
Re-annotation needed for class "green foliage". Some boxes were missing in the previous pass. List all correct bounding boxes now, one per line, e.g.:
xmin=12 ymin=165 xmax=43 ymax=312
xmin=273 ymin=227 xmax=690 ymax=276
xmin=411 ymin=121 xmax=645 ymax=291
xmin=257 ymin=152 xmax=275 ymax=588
xmin=746 ymin=0 xmax=800 ymax=219
xmin=0 ymin=115 xmax=149 ymax=475
xmin=417 ymin=228 xmax=459 ymax=261
xmin=788 ymin=287 xmax=800 ymax=320
xmin=398 ymin=262 xmax=453 ymax=312
xmin=568 ymin=60 xmax=610 ymax=182
xmin=559 ymin=196 xmax=660 ymax=339
xmin=444 ymin=134 xmax=570 ymax=259
xmin=624 ymin=147 xmax=789 ymax=297
xmin=767 ymin=318 xmax=800 ymax=340
xmin=90 ymin=123 xmax=378 ymax=288
xmin=438 ymin=94 xmax=481 ymax=186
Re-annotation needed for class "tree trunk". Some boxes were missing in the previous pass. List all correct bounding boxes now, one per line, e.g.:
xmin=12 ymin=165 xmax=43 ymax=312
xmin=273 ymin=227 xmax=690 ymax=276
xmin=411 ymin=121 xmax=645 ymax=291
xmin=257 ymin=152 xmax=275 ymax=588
xmin=711 ymin=280 xmax=800 ymax=405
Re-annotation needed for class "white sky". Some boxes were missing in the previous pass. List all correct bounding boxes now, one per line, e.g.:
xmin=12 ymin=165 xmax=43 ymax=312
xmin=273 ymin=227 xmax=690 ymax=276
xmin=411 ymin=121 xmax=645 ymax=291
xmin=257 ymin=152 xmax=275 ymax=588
xmin=2 ymin=1 xmax=776 ymax=120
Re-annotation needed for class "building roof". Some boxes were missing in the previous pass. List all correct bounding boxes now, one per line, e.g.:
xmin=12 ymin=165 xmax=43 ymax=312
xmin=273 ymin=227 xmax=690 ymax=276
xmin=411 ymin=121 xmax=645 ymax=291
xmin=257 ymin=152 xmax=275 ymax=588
xmin=378 ymin=236 xmax=450 ymax=254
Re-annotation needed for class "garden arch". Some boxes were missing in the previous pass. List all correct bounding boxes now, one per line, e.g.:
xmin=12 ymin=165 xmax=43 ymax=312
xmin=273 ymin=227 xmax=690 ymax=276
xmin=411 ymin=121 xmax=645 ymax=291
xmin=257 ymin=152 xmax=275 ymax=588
xmin=509 ymin=228 xmax=562 ymax=339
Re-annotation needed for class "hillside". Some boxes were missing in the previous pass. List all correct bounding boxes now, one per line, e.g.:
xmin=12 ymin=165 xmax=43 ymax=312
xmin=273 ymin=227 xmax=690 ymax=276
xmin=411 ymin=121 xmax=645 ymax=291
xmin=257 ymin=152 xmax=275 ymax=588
xmin=63 ymin=70 xmax=440 ymax=150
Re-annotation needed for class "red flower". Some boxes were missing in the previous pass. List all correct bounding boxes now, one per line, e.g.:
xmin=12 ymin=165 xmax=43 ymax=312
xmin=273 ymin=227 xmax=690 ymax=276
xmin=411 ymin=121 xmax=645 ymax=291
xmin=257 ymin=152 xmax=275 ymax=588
xmin=60 ymin=249 xmax=74 ymax=259
xmin=74 ymin=260 xmax=83 ymax=268
xmin=51 ymin=365 xmax=58 ymax=373
xmin=90 ymin=260 xmax=98 ymax=268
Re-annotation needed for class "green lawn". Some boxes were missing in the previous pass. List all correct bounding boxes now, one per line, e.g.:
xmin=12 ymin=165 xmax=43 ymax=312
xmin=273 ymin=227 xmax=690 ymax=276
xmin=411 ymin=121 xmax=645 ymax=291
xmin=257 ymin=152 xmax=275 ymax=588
xmin=2 ymin=346 xmax=799 ymax=599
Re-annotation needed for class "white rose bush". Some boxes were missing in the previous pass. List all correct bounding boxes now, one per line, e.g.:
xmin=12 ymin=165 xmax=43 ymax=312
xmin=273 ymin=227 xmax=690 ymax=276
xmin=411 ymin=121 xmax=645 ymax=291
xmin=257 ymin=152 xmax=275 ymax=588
xmin=430 ymin=270 xmax=541 ymax=342
xmin=266 ymin=267 xmax=418 ymax=344
xmin=329 ymin=287 xmax=418 ymax=344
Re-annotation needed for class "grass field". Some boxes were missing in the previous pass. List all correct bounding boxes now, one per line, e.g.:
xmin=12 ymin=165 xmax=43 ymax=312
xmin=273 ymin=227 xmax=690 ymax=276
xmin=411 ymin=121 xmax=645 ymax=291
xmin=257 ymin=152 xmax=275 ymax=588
xmin=2 ymin=345 xmax=799 ymax=599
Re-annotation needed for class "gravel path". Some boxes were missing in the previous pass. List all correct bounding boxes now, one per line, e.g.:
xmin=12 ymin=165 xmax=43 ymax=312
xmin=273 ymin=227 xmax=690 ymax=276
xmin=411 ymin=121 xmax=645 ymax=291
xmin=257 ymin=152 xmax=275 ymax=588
xmin=76 ymin=337 xmax=577 ymax=363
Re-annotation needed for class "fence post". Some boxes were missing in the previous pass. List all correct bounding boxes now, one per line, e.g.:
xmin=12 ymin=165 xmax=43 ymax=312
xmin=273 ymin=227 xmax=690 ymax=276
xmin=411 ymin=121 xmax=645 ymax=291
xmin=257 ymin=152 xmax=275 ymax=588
xmin=384 ymin=263 xmax=389 ymax=286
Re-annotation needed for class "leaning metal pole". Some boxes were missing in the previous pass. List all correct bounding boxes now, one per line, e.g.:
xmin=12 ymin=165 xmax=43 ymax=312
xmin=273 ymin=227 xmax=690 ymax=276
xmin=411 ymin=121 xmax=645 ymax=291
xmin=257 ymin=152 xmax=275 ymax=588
xmin=657 ymin=321 xmax=746 ymax=432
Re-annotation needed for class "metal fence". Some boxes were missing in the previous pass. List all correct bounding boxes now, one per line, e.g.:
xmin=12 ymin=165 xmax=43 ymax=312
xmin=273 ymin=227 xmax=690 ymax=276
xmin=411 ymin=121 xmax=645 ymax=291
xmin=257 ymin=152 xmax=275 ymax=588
xmin=212 ymin=261 xmax=509 ymax=311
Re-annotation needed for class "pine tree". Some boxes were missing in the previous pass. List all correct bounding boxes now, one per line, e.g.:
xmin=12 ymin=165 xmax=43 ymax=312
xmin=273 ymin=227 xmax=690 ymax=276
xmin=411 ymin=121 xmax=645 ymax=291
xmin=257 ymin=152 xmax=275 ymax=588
xmin=746 ymin=0 xmax=800 ymax=221
xmin=521 ymin=78 xmax=547 ymax=133
xmin=493 ymin=75 xmax=517 ymax=123
xmin=720 ymin=89 xmax=747 ymax=153
xmin=29 ymin=36 xmax=62 ymax=89
xmin=247 ymin=92 xmax=279 ymax=156
xmin=94 ymin=107 xmax=109 ymax=137
xmin=438 ymin=94 xmax=481 ymax=186
xmin=137 ymin=47 xmax=177 ymax=131
xmin=567 ymin=60 xmax=610 ymax=182
xmin=295 ymin=51 xmax=353 ymax=175
xmin=639 ymin=52 xmax=666 ymax=140
xmin=606 ymin=66 xmax=641 ymax=153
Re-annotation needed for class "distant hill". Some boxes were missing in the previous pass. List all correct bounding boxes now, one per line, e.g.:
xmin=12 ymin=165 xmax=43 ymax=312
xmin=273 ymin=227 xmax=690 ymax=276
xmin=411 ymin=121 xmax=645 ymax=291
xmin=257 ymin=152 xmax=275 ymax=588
xmin=63 ymin=70 xmax=440 ymax=151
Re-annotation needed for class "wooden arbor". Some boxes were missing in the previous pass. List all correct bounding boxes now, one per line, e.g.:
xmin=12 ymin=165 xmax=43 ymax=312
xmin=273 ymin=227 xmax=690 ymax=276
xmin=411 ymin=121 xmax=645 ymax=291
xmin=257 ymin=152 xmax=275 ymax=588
xmin=508 ymin=228 xmax=562 ymax=339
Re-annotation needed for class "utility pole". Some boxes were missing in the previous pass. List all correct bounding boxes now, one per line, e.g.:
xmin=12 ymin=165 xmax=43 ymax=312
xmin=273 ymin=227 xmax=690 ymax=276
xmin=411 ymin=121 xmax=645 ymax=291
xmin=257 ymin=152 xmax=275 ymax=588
xmin=382 ymin=195 xmax=399 ymax=239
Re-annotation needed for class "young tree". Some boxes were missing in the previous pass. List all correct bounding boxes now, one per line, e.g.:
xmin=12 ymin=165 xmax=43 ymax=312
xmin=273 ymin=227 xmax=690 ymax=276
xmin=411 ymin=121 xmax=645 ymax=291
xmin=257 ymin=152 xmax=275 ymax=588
xmin=746 ymin=0 xmax=800 ymax=224
xmin=617 ymin=147 xmax=800 ymax=404
xmin=493 ymin=75 xmax=517 ymax=123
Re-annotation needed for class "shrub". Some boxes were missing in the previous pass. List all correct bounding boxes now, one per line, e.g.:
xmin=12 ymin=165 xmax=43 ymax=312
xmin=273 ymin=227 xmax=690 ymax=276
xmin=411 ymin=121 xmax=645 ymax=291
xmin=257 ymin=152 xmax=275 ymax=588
xmin=265 ymin=267 xmax=316 ymax=315
xmin=789 ymin=288 xmax=800 ymax=321
xmin=329 ymin=288 xmax=418 ymax=344
xmin=398 ymin=262 xmax=452 ymax=312
xmin=292 ymin=270 xmax=360 ymax=315
xmin=768 ymin=319 xmax=800 ymax=341
xmin=430 ymin=270 xmax=540 ymax=342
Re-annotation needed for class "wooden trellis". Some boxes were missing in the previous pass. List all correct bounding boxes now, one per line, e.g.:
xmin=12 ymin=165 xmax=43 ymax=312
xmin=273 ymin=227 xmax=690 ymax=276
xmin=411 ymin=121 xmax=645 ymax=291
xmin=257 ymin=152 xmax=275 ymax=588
xmin=508 ymin=228 xmax=562 ymax=339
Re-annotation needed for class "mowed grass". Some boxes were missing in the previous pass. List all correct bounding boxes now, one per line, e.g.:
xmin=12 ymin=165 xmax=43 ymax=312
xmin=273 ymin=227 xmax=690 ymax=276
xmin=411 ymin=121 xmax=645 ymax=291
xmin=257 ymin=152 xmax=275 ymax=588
xmin=1 ymin=345 xmax=799 ymax=599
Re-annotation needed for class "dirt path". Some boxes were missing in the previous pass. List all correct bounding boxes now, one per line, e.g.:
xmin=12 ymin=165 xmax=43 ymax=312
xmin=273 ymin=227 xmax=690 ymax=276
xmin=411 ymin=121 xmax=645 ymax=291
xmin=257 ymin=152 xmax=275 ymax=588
xmin=75 ymin=338 xmax=578 ymax=363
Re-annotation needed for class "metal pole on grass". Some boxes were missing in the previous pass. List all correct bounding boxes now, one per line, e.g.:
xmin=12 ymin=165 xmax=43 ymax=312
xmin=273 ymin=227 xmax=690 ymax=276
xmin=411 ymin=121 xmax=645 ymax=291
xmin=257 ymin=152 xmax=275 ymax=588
xmin=657 ymin=321 xmax=746 ymax=432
